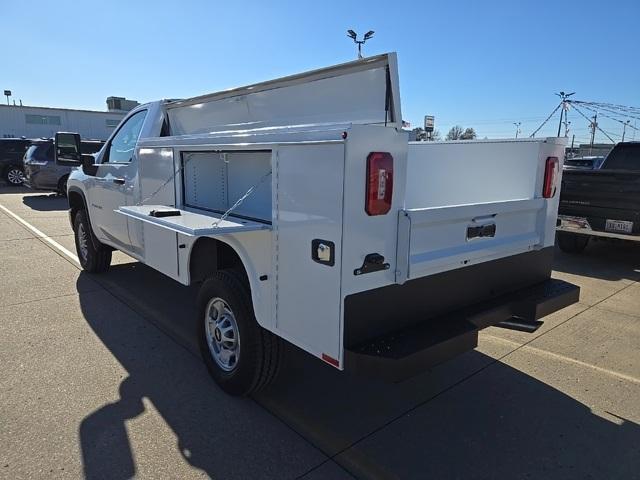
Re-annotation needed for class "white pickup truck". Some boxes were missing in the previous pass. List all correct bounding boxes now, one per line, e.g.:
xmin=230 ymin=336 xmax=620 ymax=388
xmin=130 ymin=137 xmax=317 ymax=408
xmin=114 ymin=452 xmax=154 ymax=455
xmin=56 ymin=53 xmax=579 ymax=395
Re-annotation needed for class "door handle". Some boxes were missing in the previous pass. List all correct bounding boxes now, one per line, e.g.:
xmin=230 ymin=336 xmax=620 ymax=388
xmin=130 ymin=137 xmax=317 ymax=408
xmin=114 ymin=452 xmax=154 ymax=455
xmin=112 ymin=178 xmax=125 ymax=185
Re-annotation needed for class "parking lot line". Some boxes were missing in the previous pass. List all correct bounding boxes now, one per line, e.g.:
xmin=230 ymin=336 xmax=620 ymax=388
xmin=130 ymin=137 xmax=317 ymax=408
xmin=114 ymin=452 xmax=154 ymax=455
xmin=0 ymin=202 xmax=79 ymax=265
xmin=482 ymin=333 xmax=640 ymax=385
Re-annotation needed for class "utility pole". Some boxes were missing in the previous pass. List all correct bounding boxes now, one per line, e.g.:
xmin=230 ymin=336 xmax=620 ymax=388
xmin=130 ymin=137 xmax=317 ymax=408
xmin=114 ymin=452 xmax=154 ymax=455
xmin=555 ymin=91 xmax=575 ymax=137
xmin=513 ymin=122 xmax=521 ymax=138
xmin=589 ymin=112 xmax=598 ymax=155
xmin=622 ymin=120 xmax=630 ymax=142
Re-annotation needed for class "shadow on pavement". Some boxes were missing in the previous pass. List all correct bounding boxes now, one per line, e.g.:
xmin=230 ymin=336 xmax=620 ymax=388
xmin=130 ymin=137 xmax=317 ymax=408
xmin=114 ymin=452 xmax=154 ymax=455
xmin=76 ymin=262 xmax=640 ymax=479
xmin=22 ymin=193 xmax=68 ymax=211
xmin=553 ymin=241 xmax=640 ymax=282
xmin=75 ymin=269 xmax=325 ymax=480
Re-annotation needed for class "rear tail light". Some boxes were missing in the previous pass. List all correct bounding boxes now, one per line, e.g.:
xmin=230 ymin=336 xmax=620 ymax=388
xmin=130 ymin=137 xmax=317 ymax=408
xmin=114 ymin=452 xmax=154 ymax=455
xmin=365 ymin=152 xmax=393 ymax=215
xmin=543 ymin=156 xmax=559 ymax=198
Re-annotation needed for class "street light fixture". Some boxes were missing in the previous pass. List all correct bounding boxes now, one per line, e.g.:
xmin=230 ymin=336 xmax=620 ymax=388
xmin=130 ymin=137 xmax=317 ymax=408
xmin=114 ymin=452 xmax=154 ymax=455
xmin=555 ymin=91 xmax=575 ymax=137
xmin=513 ymin=122 xmax=521 ymax=139
xmin=347 ymin=29 xmax=375 ymax=59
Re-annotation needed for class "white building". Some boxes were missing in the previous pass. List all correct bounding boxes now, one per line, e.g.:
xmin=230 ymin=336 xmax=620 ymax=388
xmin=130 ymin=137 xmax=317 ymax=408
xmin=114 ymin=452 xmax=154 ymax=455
xmin=0 ymin=97 xmax=138 ymax=140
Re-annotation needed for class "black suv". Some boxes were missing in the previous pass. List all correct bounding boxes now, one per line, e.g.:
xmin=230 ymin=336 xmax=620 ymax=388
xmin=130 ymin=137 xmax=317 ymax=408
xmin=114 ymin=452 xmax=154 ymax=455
xmin=0 ymin=138 xmax=31 ymax=185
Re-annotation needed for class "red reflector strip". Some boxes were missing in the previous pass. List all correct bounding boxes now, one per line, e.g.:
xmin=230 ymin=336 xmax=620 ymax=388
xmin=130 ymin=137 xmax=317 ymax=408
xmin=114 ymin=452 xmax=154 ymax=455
xmin=321 ymin=353 xmax=340 ymax=368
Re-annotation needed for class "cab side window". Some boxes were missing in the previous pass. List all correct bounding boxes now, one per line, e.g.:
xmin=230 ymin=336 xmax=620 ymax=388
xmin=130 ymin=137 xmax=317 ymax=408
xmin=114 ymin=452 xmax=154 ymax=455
xmin=104 ymin=111 xmax=147 ymax=163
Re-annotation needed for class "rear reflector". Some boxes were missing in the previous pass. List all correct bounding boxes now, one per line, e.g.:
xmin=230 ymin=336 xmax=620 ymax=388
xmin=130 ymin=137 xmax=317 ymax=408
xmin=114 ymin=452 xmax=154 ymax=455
xmin=321 ymin=353 xmax=340 ymax=368
xmin=365 ymin=152 xmax=393 ymax=215
xmin=543 ymin=156 xmax=559 ymax=198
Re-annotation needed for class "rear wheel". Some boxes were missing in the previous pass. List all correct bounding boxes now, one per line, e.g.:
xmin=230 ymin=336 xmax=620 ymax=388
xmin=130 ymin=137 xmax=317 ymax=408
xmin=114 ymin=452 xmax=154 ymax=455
xmin=5 ymin=166 xmax=24 ymax=186
xmin=73 ymin=210 xmax=112 ymax=273
xmin=557 ymin=232 xmax=589 ymax=254
xmin=197 ymin=269 xmax=282 ymax=396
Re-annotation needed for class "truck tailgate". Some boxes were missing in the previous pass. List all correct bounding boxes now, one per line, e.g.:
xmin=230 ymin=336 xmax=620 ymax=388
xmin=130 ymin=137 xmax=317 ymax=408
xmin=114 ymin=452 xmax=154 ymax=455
xmin=397 ymin=138 xmax=565 ymax=284
xmin=396 ymin=198 xmax=544 ymax=282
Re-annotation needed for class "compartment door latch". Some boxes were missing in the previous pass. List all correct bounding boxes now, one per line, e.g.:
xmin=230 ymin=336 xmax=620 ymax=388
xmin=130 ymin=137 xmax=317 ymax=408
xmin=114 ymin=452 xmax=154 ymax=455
xmin=312 ymin=239 xmax=335 ymax=266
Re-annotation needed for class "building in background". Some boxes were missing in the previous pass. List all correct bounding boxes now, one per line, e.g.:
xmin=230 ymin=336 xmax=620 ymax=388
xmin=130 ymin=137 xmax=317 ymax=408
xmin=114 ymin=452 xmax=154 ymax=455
xmin=0 ymin=96 xmax=139 ymax=140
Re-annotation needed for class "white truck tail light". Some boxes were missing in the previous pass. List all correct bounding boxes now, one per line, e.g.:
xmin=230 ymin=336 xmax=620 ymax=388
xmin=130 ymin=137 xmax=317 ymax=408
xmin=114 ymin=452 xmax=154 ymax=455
xmin=543 ymin=156 xmax=559 ymax=198
xmin=365 ymin=152 xmax=393 ymax=215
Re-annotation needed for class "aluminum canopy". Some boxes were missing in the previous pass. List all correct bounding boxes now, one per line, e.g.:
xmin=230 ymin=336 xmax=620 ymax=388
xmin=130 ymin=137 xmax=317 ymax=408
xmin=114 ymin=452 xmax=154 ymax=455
xmin=166 ymin=53 xmax=402 ymax=135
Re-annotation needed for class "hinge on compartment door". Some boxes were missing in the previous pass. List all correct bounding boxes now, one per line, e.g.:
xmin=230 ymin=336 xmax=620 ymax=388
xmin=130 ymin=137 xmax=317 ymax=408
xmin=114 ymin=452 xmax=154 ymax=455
xmin=354 ymin=253 xmax=390 ymax=275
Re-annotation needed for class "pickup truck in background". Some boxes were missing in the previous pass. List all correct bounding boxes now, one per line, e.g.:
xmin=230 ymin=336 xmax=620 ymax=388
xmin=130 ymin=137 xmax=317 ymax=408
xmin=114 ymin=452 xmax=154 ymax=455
xmin=557 ymin=142 xmax=640 ymax=253
xmin=55 ymin=53 xmax=579 ymax=396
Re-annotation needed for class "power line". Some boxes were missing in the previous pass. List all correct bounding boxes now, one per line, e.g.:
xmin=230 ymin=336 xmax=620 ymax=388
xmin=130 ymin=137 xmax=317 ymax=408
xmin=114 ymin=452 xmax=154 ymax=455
xmin=573 ymin=100 xmax=640 ymax=122
xmin=530 ymin=102 xmax=562 ymax=138
xmin=571 ymin=102 xmax=639 ymax=131
xmin=571 ymin=103 xmax=615 ymax=143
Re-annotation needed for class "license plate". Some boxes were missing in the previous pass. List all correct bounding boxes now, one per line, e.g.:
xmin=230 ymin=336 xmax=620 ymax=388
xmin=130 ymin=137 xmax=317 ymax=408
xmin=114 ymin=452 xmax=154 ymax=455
xmin=605 ymin=219 xmax=633 ymax=234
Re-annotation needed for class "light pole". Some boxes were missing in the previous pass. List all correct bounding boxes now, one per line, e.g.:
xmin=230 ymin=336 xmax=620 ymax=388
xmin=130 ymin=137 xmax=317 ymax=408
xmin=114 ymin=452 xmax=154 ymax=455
xmin=555 ymin=91 xmax=575 ymax=137
xmin=347 ymin=30 xmax=374 ymax=59
xmin=622 ymin=120 xmax=630 ymax=142
xmin=513 ymin=122 xmax=521 ymax=138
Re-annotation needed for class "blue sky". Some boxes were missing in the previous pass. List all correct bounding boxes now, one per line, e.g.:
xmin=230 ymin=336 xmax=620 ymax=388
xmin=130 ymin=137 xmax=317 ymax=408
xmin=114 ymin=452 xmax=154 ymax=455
xmin=3 ymin=0 xmax=639 ymax=143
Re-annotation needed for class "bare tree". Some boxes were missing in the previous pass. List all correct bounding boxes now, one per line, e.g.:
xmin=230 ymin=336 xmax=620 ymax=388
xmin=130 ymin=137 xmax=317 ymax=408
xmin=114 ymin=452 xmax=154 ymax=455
xmin=412 ymin=127 xmax=441 ymax=141
xmin=446 ymin=125 xmax=464 ymax=140
xmin=412 ymin=127 xmax=427 ymax=141
xmin=460 ymin=127 xmax=477 ymax=140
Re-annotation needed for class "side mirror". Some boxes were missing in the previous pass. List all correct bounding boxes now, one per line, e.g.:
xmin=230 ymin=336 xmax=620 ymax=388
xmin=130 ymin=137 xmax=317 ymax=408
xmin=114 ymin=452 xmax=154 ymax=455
xmin=55 ymin=132 xmax=82 ymax=166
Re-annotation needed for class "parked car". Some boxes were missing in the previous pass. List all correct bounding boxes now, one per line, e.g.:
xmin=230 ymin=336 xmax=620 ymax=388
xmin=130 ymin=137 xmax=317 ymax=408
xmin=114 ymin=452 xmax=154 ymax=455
xmin=0 ymin=138 xmax=31 ymax=185
xmin=557 ymin=142 xmax=640 ymax=252
xmin=563 ymin=155 xmax=606 ymax=170
xmin=23 ymin=139 xmax=104 ymax=195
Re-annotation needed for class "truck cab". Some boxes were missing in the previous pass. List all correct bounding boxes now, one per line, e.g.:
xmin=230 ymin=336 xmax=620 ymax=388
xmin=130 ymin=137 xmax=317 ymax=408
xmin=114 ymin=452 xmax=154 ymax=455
xmin=57 ymin=53 xmax=579 ymax=396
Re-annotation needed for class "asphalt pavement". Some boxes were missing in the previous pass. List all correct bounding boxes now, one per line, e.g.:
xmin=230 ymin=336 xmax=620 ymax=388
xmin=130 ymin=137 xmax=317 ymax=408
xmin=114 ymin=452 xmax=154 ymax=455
xmin=1 ymin=185 xmax=639 ymax=479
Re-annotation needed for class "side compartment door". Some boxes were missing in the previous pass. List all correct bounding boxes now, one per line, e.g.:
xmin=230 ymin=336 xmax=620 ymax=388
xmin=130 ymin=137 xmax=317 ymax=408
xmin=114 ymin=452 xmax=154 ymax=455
xmin=273 ymin=143 xmax=345 ymax=365
xmin=89 ymin=110 xmax=147 ymax=252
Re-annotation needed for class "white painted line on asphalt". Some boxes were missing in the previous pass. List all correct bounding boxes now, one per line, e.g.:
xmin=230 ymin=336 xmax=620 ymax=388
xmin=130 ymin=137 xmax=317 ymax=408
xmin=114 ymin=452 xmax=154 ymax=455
xmin=482 ymin=333 xmax=640 ymax=385
xmin=0 ymin=203 xmax=79 ymax=265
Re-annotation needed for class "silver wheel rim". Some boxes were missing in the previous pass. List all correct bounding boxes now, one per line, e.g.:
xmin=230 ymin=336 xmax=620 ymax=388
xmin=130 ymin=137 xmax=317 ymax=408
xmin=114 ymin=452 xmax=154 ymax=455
xmin=205 ymin=297 xmax=240 ymax=372
xmin=7 ymin=168 xmax=24 ymax=184
xmin=77 ymin=222 xmax=89 ymax=261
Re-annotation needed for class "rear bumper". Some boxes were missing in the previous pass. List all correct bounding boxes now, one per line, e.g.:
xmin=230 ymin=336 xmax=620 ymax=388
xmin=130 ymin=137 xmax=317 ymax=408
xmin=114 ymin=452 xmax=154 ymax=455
xmin=557 ymin=215 xmax=640 ymax=242
xmin=345 ymin=278 xmax=579 ymax=382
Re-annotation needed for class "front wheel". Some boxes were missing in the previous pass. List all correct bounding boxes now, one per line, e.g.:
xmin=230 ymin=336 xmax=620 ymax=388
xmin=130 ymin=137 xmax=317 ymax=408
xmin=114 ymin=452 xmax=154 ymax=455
xmin=74 ymin=210 xmax=112 ymax=273
xmin=5 ymin=166 xmax=24 ymax=186
xmin=557 ymin=232 xmax=590 ymax=254
xmin=197 ymin=269 xmax=282 ymax=396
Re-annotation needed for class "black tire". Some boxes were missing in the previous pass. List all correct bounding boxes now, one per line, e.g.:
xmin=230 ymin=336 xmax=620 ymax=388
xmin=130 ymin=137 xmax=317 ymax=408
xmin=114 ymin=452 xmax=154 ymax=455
xmin=4 ymin=165 xmax=24 ymax=186
xmin=197 ymin=269 xmax=282 ymax=396
xmin=57 ymin=175 xmax=69 ymax=197
xmin=557 ymin=232 xmax=589 ymax=254
xmin=73 ymin=209 xmax=112 ymax=273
